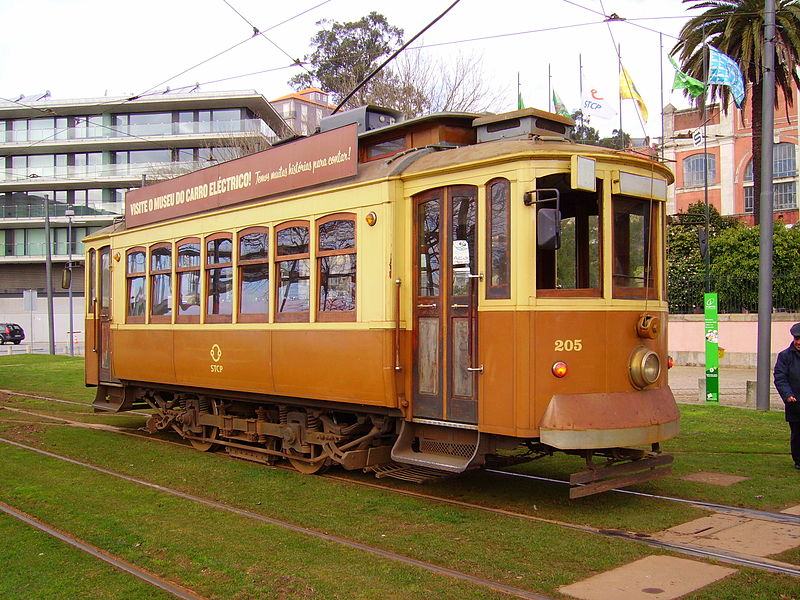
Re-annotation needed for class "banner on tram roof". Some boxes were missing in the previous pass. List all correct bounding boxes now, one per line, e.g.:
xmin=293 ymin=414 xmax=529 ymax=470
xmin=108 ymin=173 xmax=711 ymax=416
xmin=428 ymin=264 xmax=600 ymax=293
xmin=125 ymin=123 xmax=358 ymax=228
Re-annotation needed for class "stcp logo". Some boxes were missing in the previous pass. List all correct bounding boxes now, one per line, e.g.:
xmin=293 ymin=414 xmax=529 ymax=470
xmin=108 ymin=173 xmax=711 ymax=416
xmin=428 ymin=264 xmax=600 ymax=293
xmin=209 ymin=344 xmax=223 ymax=373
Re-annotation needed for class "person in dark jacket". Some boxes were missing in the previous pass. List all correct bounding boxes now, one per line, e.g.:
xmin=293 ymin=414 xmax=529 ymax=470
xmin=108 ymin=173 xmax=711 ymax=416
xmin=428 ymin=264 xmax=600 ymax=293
xmin=773 ymin=322 xmax=800 ymax=469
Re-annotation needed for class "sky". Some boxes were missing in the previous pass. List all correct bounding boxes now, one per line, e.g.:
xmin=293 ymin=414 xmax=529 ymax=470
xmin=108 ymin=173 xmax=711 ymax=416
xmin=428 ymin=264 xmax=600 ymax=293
xmin=0 ymin=0 xmax=698 ymax=141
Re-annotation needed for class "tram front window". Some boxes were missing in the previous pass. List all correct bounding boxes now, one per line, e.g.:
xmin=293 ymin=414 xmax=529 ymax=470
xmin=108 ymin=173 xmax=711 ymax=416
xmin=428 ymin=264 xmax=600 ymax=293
xmin=612 ymin=196 xmax=656 ymax=298
xmin=536 ymin=182 xmax=601 ymax=296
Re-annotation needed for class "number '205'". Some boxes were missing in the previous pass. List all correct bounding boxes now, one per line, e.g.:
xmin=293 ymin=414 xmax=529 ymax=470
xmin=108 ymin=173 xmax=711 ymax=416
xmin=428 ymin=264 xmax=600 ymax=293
xmin=554 ymin=339 xmax=582 ymax=352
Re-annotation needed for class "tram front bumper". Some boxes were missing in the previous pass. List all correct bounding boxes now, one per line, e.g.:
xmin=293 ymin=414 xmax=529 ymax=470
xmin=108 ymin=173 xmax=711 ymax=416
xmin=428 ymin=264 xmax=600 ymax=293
xmin=538 ymin=387 xmax=680 ymax=450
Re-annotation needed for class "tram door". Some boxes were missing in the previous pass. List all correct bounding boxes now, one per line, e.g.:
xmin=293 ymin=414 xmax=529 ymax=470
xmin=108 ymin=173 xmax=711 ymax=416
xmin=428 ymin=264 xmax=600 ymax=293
xmin=97 ymin=246 xmax=115 ymax=382
xmin=413 ymin=186 xmax=478 ymax=424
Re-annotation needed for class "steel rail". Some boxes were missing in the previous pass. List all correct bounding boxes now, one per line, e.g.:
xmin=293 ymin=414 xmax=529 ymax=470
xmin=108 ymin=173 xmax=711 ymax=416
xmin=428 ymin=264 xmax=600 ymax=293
xmin=0 ymin=437 xmax=554 ymax=600
xmin=0 ymin=500 xmax=207 ymax=600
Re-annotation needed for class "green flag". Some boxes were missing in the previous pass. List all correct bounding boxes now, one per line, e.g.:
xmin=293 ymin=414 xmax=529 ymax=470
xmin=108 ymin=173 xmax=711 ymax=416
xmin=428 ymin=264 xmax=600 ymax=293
xmin=518 ymin=92 xmax=525 ymax=110
xmin=552 ymin=89 xmax=570 ymax=117
xmin=669 ymin=55 xmax=706 ymax=98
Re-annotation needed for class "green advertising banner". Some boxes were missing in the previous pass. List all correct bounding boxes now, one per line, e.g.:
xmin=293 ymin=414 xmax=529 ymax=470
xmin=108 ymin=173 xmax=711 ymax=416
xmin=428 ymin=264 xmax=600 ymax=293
xmin=704 ymin=292 xmax=719 ymax=404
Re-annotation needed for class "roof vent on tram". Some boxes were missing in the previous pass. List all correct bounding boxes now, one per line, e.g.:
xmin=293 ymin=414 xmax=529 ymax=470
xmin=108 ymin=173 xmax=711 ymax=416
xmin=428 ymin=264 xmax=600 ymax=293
xmin=319 ymin=105 xmax=403 ymax=134
xmin=473 ymin=108 xmax=574 ymax=143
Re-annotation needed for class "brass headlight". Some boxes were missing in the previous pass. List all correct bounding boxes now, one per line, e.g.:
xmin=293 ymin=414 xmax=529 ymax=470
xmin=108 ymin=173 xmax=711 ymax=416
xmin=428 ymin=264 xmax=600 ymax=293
xmin=629 ymin=345 xmax=661 ymax=389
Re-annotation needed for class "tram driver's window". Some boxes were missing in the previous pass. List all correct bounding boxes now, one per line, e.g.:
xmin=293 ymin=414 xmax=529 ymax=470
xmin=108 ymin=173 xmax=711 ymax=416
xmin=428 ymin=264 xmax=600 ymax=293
xmin=536 ymin=177 xmax=601 ymax=296
xmin=125 ymin=247 xmax=146 ymax=322
xmin=612 ymin=196 xmax=655 ymax=298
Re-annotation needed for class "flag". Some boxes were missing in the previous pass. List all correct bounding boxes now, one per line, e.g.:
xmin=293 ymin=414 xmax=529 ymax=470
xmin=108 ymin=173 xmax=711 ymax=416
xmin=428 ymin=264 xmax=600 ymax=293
xmin=518 ymin=92 xmax=525 ymax=110
xmin=708 ymin=46 xmax=745 ymax=108
xmin=580 ymin=86 xmax=618 ymax=121
xmin=668 ymin=54 xmax=706 ymax=98
xmin=552 ymin=89 xmax=570 ymax=117
xmin=619 ymin=65 xmax=648 ymax=122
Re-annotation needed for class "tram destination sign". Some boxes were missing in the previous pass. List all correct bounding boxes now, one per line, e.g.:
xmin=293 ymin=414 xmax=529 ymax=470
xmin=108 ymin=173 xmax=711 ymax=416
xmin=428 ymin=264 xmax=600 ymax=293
xmin=125 ymin=124 xmax=358 ymax=228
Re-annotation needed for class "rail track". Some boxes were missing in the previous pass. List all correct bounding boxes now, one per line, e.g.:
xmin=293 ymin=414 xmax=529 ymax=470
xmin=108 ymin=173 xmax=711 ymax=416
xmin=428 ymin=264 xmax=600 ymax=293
xmin=0 ymin=397 xmax=798 ymax=580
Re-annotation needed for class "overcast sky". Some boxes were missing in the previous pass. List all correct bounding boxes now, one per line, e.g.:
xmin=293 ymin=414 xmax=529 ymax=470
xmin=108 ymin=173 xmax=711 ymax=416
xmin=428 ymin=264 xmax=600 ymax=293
xmin=0 ymin=0 xmax=696 ymax=139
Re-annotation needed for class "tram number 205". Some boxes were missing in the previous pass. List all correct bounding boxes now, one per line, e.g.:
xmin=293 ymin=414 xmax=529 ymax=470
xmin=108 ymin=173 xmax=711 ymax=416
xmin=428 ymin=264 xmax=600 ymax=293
xmin=554 ymin=339 xmax=583 ymax=352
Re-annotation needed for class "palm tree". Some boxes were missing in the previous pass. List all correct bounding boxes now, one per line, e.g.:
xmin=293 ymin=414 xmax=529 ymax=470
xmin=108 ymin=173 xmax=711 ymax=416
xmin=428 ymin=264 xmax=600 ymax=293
xmin=672 ymin=0 xmax=800 ymax=224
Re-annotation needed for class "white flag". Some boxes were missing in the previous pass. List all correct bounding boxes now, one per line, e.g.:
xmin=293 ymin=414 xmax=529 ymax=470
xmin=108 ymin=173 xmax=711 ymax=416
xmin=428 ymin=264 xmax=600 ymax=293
xmin=580 ymin=86 xmax=618 ymax=121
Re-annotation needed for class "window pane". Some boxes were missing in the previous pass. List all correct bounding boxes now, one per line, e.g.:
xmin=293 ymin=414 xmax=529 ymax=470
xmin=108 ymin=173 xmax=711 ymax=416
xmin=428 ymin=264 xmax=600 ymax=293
xmin=319 ymin=255 xmax=355 ymax=311
xmin=613 ymin=198 xmax=652 ymax=289
xmin=207 ymin=267 xmax=233 ymax=315
xmin=451 ymin=191 xmax=476 ymax=297
xmin=151 ymin=273 xmax=172 ymax=316
xmin=278 ymin=259 xmax=310 ymax=313
xmin=128 ymin=277 xmax=145 ymax=316
xmin=418 ymin=199 xmax=440 ymax=296
xmin=774 ymin=143 xmax=796 ymax=178
xmin=488 ymin=180 xmax=510 ymax=297
xmin=127 ymin=251 xmax=145 ymax=274
xmin=277 ymin=226 xmax=309 ymax=256
xmin=239 ymin=231 xmax=268 ymax=260
xmin=206 ymin=238 xmax=232 ymax=264
xmin=178 ymin=243 xmax=200 ymax=268
xmin=683 ymin=153 xmax=716 ymax=187
xmin=775 ymin=181 xmax=796 ymax=210
xmin=318 ymin=220 xmax=354 ymax=251
xmin=151 ymin=247 xmax=171 ymax=271
xmin=178 ymin=272 xmax=200 ymax=315
xmin=240 ymin=264 xmax=269 ymax=314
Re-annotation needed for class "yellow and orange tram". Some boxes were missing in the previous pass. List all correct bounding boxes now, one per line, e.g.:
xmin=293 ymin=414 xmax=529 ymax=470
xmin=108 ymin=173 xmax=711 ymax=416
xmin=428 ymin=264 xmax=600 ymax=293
xmin=84 ymin=106 xmax=679 ymax=497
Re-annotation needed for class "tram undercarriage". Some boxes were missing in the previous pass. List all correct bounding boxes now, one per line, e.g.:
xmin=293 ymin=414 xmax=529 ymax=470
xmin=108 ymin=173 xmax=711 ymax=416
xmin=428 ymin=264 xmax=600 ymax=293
xmin=94 ymin=383 xmax=673 ymax=497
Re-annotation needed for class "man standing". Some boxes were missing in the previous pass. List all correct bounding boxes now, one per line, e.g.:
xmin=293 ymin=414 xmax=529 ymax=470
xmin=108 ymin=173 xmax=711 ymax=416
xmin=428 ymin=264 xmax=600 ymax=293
xmin=773 ymin=322 xmax=800 ymax=470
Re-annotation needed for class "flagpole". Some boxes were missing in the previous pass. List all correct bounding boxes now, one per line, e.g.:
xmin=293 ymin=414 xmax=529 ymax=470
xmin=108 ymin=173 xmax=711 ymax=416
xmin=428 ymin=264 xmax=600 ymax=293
xmin=548 ymin=64 xmax=552 ymax=112
xmin=618 ymin=43 xmax=624 ymax=149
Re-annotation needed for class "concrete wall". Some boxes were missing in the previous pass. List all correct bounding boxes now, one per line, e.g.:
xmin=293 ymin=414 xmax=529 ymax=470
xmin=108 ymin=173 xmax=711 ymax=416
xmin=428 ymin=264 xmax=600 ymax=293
xmin=669 ymin=313 xmax=799 ymax=367
xmin=0 ymin=296 xmax=85 ymax=346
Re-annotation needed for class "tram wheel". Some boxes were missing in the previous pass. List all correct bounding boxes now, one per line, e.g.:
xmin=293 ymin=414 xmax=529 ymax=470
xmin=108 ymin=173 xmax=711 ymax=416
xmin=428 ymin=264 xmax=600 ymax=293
xmin=286 ymin=449 xmax=329 ymax=474
xmin=189 ymin=398 xmax=220 ymax=452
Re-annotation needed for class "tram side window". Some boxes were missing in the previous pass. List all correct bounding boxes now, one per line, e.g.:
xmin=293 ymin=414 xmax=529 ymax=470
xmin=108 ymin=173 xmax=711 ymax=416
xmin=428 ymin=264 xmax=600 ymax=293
xmin=317 ymin=214 xmax=356 ymax=321
xmin=613 ymin=196 xmax=655 ymax=298
xmin=205 ymin=234 xmax=233 ymax=323
xmin=176 ymin=238 xmax=201 ymax=323
xmin=126 ymin=247 xmax=146 ymax=322
xmin=238 ymin=227 xmax=269 ymax=322
xmin=486 ymin=178 xmax=510 ymax=299
xmin=275 ymin=221 xmax=310 ymax=322
xmin=150 ymin=243 xmax=172 ymax=322
xmin=536 ymin=175 xmax=601 ymax=296
xmin=87 ymin=248 xmax=96 ymax=313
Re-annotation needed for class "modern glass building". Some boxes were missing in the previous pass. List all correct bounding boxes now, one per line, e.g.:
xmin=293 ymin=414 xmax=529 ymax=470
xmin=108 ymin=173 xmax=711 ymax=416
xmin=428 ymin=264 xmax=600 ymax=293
xmin=0 ymin=90 xmax=291 ymax=346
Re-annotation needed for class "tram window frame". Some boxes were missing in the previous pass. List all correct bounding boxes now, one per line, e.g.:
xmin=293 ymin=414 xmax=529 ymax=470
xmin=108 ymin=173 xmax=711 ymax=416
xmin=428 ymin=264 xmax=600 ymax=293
xmin=175 ymin=237 xmax=201 ymax=324
xmin=316 ymin=213 xmax=356 ymax=322
xmin=275 ymin=220 xmax=311 ymax=323
xmin=485 ymin=178 xmax=511 ymax=299
xmin=87 ymin=248 xmax=96 ymax=314
xmin=149 ymin=242 xmax=172 ymax=323
xmin=612 ymin=196 xmax=658 ymax=299
xmin=237 ymin=226 xmax=270 ymax=323
xmin=205 ymin=233 xmax=233 ymax=323
xmin=125 ymin=247 xmax=146 ymax=323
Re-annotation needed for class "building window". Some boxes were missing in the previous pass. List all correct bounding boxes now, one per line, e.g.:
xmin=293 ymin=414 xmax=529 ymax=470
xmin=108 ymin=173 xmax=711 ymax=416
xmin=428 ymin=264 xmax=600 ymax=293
xmin=683 ymin=153 xmax=716 ymax=187
xmin=238 ymin=227 xmax=269 ymax=322
xmin=176 ymin=238 xmax=201 ymax=323
xmin=150 ymin=243 xmax=172 ymax=322
xmin=275 ymin=221 xmax=310 ymax=322
xmin=486 ymin=178 xmax=510 ymax=299
xmin=205 ymin=234 xmax=233 ymax=322
xmin=743 ymin=144 xmax=797 ymax=213
xmin=126 ymin=247 xmax=146 ymax=323
xmin=317 ymin=214 xmax=356 ymax=321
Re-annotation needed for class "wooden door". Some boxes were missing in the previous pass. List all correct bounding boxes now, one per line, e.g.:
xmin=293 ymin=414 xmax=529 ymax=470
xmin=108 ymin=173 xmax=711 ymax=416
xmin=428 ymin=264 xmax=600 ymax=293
xmin=97 ymin=246 xmax=114 ymax=382
xmin=413 ymin=186 xmax=478 ymax=424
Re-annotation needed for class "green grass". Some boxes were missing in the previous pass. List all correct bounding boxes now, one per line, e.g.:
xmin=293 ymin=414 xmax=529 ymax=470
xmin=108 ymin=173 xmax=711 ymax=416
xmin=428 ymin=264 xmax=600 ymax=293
xmin=0 ymin=354 xmax=93 ymax=403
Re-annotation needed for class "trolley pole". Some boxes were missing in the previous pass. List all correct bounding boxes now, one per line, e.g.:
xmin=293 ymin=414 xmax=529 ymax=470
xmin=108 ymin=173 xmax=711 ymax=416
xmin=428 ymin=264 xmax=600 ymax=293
xmin=756 ymin=0 xmax=776 ymax=411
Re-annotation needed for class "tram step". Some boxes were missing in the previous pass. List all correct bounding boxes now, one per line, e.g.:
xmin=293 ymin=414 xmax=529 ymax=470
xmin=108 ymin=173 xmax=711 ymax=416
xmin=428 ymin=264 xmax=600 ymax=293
xmin=390 ymin=421 xmax=481 ymax=473
xmin=569 ymin=454 xmax=674 ymax=499
xmin=366 ymin=462 xmax=452 ymax=483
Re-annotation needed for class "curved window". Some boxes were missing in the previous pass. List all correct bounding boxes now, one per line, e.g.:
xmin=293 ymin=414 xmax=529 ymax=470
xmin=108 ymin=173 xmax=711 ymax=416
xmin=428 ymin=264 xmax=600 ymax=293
xmin=317 ymin=214 xmax=356 ymax=321
xmin=683 ymin=153 xmax=716 ymax=187
xmin=486 ymin=178 xmax=510 ymax=299
xmin=275 ymin=221 xmax=310 ymax=322
xmin=176 ymin=237 xmax=200 ymax=323
xmin=238 ymin=227 xmax=269 ymax=322
xmin=126 ymin=247 xmax=146 ymax=322
xmin=149 ymin=243 xmax=172 ymax=322
xmin=205 ymin=234 xmax=233 ymax=322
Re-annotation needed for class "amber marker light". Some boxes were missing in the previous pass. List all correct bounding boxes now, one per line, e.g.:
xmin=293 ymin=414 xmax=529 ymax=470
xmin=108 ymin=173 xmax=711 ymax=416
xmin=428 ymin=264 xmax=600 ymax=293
xmin=365 ymin=211 xmax=377 ymax=226
xmin=668 ymin=355 xmax=674 ymax=369
xmin=552 ymin=361 xmax=568 ymax=377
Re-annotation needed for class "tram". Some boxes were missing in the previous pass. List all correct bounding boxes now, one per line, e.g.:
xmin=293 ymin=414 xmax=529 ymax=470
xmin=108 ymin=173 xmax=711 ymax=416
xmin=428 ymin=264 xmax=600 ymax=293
xmin=84 ymin=105 xmax=679 ymax=497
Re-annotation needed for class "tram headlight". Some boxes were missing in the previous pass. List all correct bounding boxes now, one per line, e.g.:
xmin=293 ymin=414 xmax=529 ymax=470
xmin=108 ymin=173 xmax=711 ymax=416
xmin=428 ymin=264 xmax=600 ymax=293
xmin=629 ymin=346 xmax=661 ymax=389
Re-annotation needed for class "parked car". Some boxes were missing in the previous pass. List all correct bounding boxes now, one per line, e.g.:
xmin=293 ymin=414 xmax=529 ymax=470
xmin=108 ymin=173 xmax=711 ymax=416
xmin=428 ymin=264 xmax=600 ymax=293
xmin=0 ymin=323 xmax=24 ymax=345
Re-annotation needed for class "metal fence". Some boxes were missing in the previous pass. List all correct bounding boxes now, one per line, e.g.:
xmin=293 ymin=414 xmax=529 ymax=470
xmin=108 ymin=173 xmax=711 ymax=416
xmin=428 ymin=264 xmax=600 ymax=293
xmin=668 ymin=274 xmax=800 ymax=314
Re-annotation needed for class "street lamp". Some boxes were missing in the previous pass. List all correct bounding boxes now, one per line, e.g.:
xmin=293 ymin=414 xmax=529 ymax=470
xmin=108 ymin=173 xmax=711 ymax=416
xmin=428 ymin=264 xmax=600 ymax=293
xmin=65 ymin=207 xmax=74 ymax=357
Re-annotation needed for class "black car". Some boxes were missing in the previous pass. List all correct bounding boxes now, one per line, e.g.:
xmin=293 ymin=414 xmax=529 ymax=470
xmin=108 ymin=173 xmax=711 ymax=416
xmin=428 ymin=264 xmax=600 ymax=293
xmin=0 ymin=323 xmax=24 ymax=345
